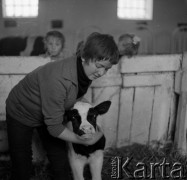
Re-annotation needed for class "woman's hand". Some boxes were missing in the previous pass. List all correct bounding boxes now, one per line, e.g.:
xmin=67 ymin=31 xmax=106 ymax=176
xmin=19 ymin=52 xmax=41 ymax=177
xmin=58 ymin=126 xmax=103 ymax=145
xmin=77 ymin=126 xmax=103 ymax=146
xmin=77 ymin=133 xmax=93 ymax=141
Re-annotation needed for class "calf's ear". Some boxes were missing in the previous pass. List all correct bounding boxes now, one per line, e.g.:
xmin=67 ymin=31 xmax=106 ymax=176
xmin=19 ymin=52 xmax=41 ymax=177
xmin=94 ymin=101 xmax=111 ymax=115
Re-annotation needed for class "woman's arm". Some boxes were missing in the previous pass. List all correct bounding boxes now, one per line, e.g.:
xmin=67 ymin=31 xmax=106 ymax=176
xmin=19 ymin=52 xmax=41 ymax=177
xmin=57 ymin=126 xmax=103 ymax=146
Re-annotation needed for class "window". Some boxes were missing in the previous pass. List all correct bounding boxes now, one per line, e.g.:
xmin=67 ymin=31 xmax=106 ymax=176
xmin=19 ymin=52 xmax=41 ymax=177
xmin=117 ymin=0 xmax=153 ymax=20
xmin=2 ymin=0 xmax=38 ymax=18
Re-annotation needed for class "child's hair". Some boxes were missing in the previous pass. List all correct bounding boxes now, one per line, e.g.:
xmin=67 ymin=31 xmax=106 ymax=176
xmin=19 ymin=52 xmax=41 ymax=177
xmin=45 ymin=30 xmax=65 ymax=49
xmin=76 ymin=40 xmax=84 ymax=57
xmin=79 ymin=32 xmax=119 ymax=65
xmin=118 ymin=33 xmax=140 ymax=58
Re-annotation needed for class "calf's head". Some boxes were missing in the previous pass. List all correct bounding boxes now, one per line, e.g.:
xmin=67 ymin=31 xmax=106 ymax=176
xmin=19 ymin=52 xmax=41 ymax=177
xmin=65 ymin=101 xmax=111 ymax=136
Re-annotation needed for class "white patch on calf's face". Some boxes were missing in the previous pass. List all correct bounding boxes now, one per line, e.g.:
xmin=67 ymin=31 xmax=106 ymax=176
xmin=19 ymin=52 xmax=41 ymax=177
xmin=73 ymin=102 xmax=95 ymax=133
xmin=73 ymin=102 xmax=92 ymax=117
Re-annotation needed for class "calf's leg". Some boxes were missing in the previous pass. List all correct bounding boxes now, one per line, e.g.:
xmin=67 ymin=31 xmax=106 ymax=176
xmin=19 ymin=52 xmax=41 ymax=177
xmin=89 ymin=150 xmax=104 ymax=180
xmin=68 ymin=152 xmax=86 ymax=180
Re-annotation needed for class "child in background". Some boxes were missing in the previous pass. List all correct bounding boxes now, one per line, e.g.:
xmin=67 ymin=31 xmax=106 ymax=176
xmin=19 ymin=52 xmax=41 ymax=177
xmin=43 ymin=30 xmax=66 ymax=61
xmin=75 ymin=40 xmax=84 ymax=56
xmin=118 ymin=33 xmax=141 ymax=58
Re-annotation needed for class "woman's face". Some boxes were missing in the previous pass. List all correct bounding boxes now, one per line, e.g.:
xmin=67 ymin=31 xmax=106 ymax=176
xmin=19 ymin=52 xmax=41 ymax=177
xmin=82 ymin=59 xmax=113 ymax=80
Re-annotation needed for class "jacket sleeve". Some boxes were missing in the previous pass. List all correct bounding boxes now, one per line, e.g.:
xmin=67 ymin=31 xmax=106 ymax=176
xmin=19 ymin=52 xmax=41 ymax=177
xmin=40 ymin=77 xmax=67 ymax=137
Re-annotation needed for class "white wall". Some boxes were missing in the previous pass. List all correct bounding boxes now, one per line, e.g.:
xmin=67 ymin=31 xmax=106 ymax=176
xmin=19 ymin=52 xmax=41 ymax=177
xmin=0 ymin=0 xmax=187 ymax=54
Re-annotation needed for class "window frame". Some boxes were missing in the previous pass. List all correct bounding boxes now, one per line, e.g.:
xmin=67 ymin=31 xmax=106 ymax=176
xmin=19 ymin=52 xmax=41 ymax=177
xmin=2 ymin=0 xmax=39 ymax=18
xmin=117 ymin=0 xmax=153 ymax=20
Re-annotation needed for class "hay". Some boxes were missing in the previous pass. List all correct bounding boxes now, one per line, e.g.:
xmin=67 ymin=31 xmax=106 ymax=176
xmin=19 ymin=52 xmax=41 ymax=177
xmin=1 ymin=142 xmax=187 ymax=180
xmin=102 ymin=142 xmax=187 ymax=179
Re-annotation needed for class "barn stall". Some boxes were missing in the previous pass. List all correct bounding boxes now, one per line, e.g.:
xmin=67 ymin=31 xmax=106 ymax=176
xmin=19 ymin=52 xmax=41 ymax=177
xmin=0 ymin=53 xmax=186 ymax=179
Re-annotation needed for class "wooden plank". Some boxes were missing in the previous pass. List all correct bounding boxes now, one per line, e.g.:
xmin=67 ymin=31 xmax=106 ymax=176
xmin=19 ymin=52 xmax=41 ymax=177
xmin=181 ymin=54 xmax=187 ymax=92
xmin=122 ymin=73 xmax=173 ymax=87
xmin=130 ymin=87 xmax=154 ymax=144
xmin=175 ymin=70 xmax=182 ymax=94
xmin=174 ymin=52 xmax=187 ymax=154
xmin=91 ymin=75 xmax=122 ymax=87
xmin=121 ymin=54 xmax=181 ymax=73
xmin=149 ymin=74 xmax=174 ymax=142
xmin=117 ymin=88 xmax=134 ymax=147
xmin=149 ymin=87 xmax=171 ymax=142
xmin=0 ymin=57 xmax=51 ymax=74
xmin=0 ymin=76 xmax=12 ymax=120
xmin=167 ymin=92 xmax=177 ymax=141
xmin=92 ymin=86 xmax=120 ymax=148
xmin=0 ymin=75 xmax=25 ymax=121
xmin=174 ymin=92 xmax=187 ymax=154
xmin=148 ymin=86 xmax=160 ymax=142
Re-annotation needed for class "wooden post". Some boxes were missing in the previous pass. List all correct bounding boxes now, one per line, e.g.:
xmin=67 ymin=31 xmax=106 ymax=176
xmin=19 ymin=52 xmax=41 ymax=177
xmin=174 ymin=52 xmax=187 ymax=154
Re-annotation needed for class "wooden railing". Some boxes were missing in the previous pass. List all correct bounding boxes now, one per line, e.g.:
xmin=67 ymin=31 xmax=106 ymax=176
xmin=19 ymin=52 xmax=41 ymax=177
xmin=0 ymin=54 xmax=183 ymax=160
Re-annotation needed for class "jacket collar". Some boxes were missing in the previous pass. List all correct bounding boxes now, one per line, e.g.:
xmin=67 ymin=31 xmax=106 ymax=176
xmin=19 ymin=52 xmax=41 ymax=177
xmin=61 ymin=55 xmax=78 ymax=86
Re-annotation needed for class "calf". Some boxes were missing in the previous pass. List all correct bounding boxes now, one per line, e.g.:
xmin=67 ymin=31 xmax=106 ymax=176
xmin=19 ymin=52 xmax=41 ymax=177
xmin=65 ymin=100 xmax=111 ymax=180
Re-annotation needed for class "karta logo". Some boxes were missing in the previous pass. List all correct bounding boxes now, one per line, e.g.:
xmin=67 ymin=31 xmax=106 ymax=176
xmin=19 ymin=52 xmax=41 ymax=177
xmin=110 ymin=156 xmax=187 ymax=179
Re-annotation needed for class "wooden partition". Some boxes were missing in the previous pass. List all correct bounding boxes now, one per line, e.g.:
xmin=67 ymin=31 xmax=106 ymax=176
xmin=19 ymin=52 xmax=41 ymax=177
xmin=174 ymin=52 xmax=187 ymax=155
xmin=86 ymin=55 xmax=181 ymax=148
xmin=0 ymin=55 xmax=181 ymax=158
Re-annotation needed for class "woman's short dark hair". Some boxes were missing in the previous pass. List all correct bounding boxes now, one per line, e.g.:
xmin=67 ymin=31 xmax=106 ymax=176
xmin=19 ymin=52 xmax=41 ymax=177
xmin=80 ymin=32 xmax=119 ymax=65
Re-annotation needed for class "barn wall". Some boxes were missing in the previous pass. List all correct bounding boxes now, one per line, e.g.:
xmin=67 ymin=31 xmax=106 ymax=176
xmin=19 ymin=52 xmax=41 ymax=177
xmin=0 ymin=0 xmax=187 ymax=55
xmin=0 ymin=55 xmax=181 ymax=160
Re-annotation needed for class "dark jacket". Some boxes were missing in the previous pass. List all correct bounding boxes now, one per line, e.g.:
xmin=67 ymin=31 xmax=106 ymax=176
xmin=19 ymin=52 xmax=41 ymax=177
xmin=6 ymin=56 xmax=79 ymax=137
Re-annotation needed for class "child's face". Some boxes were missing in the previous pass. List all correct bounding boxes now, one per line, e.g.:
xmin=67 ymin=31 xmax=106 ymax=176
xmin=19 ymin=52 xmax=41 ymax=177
xmin=45 ymin=36 xmax=63 ymax=57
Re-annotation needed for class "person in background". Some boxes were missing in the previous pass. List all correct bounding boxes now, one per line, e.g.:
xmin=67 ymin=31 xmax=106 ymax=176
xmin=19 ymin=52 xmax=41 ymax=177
xmin=6 ymin=32 xmax=120 ymax=180
xmin=43 ymin=30 xmax=68 ymax=61
xmin=118 ymin=33 xmax=141 ymax=58
xmin=76 ymin=40 xmax=84 ymax=56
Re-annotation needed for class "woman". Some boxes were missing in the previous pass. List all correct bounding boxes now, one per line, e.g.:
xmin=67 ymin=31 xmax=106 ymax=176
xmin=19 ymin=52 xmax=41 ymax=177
xmin=6 ymin=32 xmax=119 ymax=180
